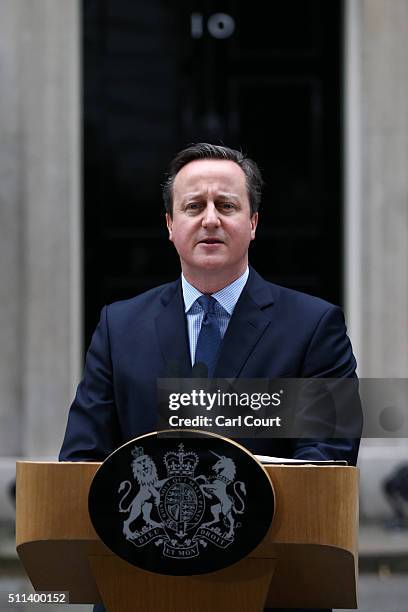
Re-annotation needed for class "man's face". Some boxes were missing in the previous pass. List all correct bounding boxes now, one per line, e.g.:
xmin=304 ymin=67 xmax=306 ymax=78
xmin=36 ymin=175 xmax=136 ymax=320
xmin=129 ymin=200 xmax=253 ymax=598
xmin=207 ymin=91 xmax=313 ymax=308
xmin=166 ymin=159 xmax=258 ymax=286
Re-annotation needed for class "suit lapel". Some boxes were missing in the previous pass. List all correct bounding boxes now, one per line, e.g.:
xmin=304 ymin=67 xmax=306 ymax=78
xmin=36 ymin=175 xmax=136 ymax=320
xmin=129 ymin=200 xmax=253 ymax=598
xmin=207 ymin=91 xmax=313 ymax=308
xmin=214 ymin=269 xmax=275 ymax=378
xmin=155 ymin=280 xmax=192 ymax=377
xmin=155 ymin=270 xmax=276 ymax=379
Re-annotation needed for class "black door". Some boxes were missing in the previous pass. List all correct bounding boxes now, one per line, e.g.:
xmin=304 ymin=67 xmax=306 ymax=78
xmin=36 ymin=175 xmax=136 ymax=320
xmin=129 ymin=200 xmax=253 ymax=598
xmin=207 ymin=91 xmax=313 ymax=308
xmin=83 ymin=0 xmax=343 ymax=346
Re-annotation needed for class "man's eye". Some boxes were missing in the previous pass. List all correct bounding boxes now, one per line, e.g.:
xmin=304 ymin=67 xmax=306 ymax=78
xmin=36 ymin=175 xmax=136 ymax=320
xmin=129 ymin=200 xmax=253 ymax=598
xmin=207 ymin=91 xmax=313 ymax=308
xmin=185 ymin=202 xmax=202 ymax=211
xmin=219 ymin=202 xmax=235 ymax=210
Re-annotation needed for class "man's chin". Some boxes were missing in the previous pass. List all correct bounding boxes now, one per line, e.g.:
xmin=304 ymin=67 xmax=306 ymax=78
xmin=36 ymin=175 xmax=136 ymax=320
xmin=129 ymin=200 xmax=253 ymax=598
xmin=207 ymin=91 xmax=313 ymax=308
xmin=194 ymin=255 xmax=227 ymax=270
xmin=181 ymin=258 xmax=248 ymax=292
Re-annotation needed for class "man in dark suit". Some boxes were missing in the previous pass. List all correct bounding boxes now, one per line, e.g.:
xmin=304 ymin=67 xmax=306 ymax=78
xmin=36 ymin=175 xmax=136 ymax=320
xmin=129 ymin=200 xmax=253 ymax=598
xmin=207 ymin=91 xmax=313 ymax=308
xmin=60 ymin=143 xmax=360 ymax=611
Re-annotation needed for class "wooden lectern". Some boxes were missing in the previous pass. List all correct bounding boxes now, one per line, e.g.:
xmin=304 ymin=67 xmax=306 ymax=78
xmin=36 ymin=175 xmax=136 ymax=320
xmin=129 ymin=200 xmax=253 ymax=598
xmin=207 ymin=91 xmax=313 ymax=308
xmin=16 ymin=461 xmax=358 ymax=611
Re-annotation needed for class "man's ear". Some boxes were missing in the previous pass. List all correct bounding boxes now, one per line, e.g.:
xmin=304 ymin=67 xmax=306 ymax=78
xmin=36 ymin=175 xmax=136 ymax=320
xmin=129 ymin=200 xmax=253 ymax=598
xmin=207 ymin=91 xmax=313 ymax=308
xmin=250 ymin=212 xmax=258 ymax=240
xmin=166 ymin=212 xmax=173 ymax=242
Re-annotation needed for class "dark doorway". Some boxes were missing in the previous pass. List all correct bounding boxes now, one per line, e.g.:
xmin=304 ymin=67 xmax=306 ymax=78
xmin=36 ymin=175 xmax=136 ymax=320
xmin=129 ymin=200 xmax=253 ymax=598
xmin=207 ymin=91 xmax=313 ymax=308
xmin=83 ymin=0 xmax=343 ymax=347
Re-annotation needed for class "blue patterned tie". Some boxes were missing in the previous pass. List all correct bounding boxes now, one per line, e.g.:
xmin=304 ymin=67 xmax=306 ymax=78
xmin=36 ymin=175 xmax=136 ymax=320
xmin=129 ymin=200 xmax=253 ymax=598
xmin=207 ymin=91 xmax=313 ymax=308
xmin=194 ymin=295 xmax=222 ymax=377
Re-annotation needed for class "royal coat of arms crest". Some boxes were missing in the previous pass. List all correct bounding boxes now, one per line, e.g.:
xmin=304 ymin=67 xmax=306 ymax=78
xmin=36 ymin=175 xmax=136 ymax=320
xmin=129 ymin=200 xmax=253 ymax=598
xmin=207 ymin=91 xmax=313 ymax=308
xmin=118 ymin=443 xmax=247 ymax=559
xmin=89 ymin=431 xmax=274 ymax=575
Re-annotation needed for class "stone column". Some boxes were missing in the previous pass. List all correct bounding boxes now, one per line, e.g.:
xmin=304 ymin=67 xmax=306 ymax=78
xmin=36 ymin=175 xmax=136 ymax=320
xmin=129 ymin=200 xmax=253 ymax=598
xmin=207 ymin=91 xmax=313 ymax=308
xmin=0 ymin=2 xmax=23 ymax=459
xmin=345 ymin=0 xmax=408 ymax=518
xmin=20 ymin=0 xmax=82 ymax=457
xmin=0 ymin=0 xmax=81 ymax=466
xmin=345 ymin=0 xmax=408 ymax=378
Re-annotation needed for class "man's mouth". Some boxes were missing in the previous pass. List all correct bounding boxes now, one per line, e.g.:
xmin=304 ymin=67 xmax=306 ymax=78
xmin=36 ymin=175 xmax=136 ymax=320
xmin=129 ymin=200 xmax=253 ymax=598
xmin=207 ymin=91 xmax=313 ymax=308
xmin=198 ymin=238 xmax=224 ymax=245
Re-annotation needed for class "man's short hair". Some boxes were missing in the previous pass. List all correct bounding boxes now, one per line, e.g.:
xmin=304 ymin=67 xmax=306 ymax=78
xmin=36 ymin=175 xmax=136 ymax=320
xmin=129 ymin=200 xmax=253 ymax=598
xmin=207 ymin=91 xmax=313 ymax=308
xmin=162 ymin=143 xmax=263 ymax=217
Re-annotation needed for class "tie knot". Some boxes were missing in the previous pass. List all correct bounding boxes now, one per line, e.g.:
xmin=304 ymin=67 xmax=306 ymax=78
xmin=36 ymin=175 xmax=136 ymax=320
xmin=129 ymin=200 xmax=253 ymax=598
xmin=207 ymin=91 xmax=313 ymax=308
xmin=197 ymin=295 xmax=217 ymax=315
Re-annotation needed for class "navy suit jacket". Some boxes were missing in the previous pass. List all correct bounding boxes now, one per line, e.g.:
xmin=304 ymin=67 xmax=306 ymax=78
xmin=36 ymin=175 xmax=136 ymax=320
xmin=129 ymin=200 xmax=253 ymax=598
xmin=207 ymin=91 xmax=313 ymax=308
xmin=59 ymin=268 xmax=360 ymax=464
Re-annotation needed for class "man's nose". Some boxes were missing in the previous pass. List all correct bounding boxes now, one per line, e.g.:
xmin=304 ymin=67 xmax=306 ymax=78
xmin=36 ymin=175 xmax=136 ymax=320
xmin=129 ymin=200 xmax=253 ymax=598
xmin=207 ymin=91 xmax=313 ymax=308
xmin=202 ymin=202 xmax=221 ymax=227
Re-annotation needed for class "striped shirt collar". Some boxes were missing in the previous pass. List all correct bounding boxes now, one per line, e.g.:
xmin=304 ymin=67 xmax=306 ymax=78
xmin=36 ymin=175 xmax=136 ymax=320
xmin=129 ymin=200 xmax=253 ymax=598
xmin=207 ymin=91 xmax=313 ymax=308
xmin=181 ymin=268 xmax=249 ymax=315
